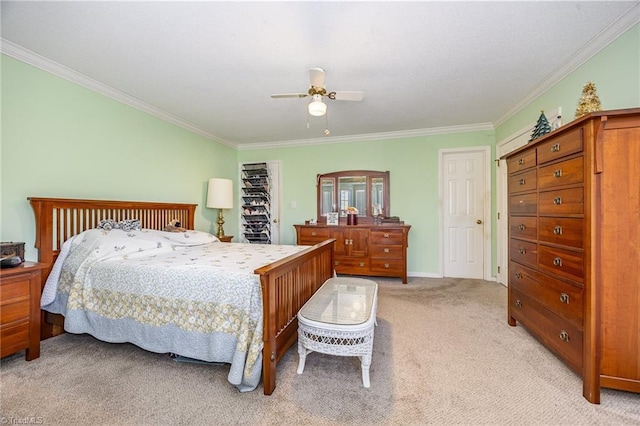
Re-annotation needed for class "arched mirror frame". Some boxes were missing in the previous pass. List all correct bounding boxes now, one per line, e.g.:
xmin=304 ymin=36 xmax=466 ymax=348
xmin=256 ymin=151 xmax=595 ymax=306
xmin=317 ymin=170 xmax=390 ymax=224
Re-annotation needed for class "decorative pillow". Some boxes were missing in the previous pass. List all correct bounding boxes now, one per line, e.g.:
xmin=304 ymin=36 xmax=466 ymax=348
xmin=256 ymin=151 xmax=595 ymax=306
xmin=96 ymin=219 xmax=141 ymax=231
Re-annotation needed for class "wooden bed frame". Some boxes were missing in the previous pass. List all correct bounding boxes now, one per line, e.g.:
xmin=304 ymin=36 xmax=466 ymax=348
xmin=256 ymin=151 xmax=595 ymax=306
xmin=28 ymin=197 xmax=334 ymax=395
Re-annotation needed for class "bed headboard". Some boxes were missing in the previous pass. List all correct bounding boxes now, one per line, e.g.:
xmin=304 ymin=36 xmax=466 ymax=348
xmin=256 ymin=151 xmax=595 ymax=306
xmin=28 ymin=197 xmax=198 ymax=266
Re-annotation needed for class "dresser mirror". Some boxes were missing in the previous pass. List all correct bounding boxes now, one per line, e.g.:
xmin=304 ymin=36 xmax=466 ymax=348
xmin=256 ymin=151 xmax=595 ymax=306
xmin=317 ymin=170 xmax=390 ymax=222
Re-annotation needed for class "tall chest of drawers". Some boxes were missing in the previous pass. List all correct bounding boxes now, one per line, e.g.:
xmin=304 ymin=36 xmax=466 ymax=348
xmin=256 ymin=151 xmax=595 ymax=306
xmin=505 ymin=108 xmax=640 ymax=403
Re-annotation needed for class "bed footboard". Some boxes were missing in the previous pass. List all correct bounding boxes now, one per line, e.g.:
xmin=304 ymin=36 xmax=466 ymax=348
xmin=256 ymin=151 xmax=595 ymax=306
xmin=255 ymin=238 xmax=334 ymax=395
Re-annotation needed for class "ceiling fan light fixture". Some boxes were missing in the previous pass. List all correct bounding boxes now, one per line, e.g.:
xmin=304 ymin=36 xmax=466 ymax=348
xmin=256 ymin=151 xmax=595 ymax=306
xmin=308 ymin=95 xmax=327 ymax=116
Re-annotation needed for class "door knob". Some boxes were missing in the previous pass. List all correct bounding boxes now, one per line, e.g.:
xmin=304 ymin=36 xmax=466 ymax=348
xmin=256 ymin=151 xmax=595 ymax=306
xmin=273 ymin=218 xmax=278 ymax=223
xmin=476 ymin=219 xmax=483 ymax=224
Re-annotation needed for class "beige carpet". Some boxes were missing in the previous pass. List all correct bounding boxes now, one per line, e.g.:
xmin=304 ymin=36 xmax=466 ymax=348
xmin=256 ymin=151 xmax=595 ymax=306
xmin=1 ymin=278 xmax=639 ymax=425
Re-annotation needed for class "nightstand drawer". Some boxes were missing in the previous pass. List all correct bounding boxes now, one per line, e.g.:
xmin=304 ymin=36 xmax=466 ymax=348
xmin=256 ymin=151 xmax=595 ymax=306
xmin=1 ymin=299 xmax=30 ymax=325
xmin=0 ymin=277 xmax=30 ymax=301
xmin=0 ymin=321 xmax=30 ymax=358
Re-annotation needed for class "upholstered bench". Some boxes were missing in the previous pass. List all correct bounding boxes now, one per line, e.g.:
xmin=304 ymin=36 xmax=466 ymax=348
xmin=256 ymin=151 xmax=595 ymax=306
xmin=297 ymin=277 xmax=378 ymax=388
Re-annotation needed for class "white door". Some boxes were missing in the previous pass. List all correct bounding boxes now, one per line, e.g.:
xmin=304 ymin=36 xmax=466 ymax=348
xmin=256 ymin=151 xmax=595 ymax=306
xmin=441 ymin=149 xmax=488 ymax=279
xmin=268 ymin=161 xmax=281 ymax=244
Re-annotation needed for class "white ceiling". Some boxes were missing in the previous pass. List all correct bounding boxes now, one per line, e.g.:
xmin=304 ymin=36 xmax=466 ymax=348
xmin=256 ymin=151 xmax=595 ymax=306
xmin=2 ymin=1 xmax=638 ymax=148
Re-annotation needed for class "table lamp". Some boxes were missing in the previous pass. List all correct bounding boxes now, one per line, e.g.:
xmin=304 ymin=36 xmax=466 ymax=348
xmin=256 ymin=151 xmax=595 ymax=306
xmin=206 ymin=178 xmax=233 ymax=239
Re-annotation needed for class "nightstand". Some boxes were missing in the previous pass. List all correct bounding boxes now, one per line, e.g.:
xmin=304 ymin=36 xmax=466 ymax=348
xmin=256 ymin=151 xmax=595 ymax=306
xmin=1 ymin=262 xmax=47 ymax=360
xmin=218 ymin=235 xmax=233 ymax=243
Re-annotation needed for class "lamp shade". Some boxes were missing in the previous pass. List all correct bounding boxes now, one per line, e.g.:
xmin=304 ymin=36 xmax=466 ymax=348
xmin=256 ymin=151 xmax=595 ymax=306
xmin=206 ymin=178 xmax=234 ymax=209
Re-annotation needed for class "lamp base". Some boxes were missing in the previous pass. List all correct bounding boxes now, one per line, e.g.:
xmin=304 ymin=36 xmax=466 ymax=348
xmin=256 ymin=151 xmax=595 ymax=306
xmin=216 ymin=209 xmax=226 ymax=238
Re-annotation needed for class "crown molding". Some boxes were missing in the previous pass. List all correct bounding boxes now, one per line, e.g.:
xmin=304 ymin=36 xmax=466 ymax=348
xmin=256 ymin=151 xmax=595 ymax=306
xmin=236 ymin=122 xmax=495 ymax=150
xmin=493 ymin=3 xmax=640 ymax=128
xmin=0 ymin=38 xmax=238 ymax=149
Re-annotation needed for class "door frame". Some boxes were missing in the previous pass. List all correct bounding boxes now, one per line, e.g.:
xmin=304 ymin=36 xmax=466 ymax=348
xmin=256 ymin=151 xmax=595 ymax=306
xmin=438 ymin=146 xmax=492 ymax=281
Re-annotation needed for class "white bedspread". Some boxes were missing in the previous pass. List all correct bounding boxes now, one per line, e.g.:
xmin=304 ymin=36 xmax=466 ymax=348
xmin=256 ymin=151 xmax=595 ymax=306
xmin=41 ymin=228 xmax=306 ymax=392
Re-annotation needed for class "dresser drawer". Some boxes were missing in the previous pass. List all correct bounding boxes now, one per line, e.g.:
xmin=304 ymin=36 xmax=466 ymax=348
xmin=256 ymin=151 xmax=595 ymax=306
xmin=538 ymin=156 xmax=584 ymax=189
xmin=370 ymin=229 xmax=404 ymax=245
xmin=297 ymin=227 xmax=331 ymax=244
xmin=509 ymin=193 xmax=537 ymax=215
xmin=333 ymin=257 xmax=370 ymax=273
xmin=509 ymin=261 xmax=584 ymax=325
xmin=370 ymin=245 xmax=403 ymax=259
xmin=509 ymin=239 xmax=538 ymax=268
xmin=507 ymin=148 xmax=537 ymax=174
xmin=538 ymin=245 xmax=584 ymax=283
xmin=509 ymin=288 xmax=583 ymax=371
xmin=0 ymin=321 xmax=30 ymax=358
xmin=539 ymin=187 xmax=584 ymax=215
xmin=510 ymin=216 xmax=537 ymax=240
xmin=537 ymin=127 xmax=583 ymax=164
xmin=509 ymin=169 xmax=537 ymax=193
xmin=539 ymin=217 xmax=584 ymax=248
xmin=1 ymin=299 xmax=30 ymax=325
xmin=370 ymin=258 xmax=404 ymax=274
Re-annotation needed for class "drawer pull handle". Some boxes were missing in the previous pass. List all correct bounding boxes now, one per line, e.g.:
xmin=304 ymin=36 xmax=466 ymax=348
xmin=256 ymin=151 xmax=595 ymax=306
xmin=553 ymin=226 xmax=563 ymax=235
xmin=383 ymin=233 xmax=390 ymax=238
xmin=384 ymin=263 xmax=390 ymax=268
xmin=519 ymin=247 xmax=526 ymax=255
xmin=551 ymin=143 xmax=560 ymax=152
xmin=518 ymin=158 xmax=525 ymax=165
xmin=384 ymin=248 xmax=390 ymax=253
xmin=553 ymin=169 xmax=563 ymax=178
xmin=334 ymin=261 xmax=340 ymax=266
xmin=518 ymin=224 xmax=526 ymax=231
xmin=515 ymin=299 xmax=522 ymax=308
xmin=553 ymin=257 xmax=563 ymax=266
xmin=559 ymin=330 xmax=570 ymax=342
xmin=311 ymin=231 xmax=317 ymax=236
xmin=518 ymin=178 xmax=526 ymax=185
xmin=515 ymin=272 xmax=522 ymax=279
xmin=553 ymin=196 xmax=562 ymax=205
xmin=560 ymin=293 xmax=570 ymax=304
xmin=360 ymin=262 xmax=365 ymax=267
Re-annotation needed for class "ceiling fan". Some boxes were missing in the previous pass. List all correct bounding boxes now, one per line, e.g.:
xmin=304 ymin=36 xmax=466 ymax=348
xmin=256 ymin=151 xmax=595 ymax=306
xmin=271 ymin=67 xmax=364 ymax=117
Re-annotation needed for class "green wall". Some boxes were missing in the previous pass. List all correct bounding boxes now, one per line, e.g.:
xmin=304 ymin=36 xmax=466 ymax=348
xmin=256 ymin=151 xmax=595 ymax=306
xmin=1 ymin=55 xmax=238 ymax=261
xmin=2 ymin=22 xmax=637 ymax=276
xmin=237 ymin=132 xmax=495 ymax=276
xmin=496 ymin=23 xmax=640 ymax=141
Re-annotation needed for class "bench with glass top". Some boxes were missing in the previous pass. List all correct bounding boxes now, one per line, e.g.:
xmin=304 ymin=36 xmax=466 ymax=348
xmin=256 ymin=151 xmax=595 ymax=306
xmin=297 ymin=277 xmax=378 ymax=388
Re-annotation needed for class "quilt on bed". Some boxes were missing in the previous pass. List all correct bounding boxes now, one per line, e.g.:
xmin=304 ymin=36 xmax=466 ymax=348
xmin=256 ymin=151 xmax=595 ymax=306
xmin=41 ymin=228 xmax=306 ymax=392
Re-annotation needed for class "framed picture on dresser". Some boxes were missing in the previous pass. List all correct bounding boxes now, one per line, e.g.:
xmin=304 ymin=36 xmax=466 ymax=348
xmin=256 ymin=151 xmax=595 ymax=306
xmin=327 ymin=212 xmax=339 ymax=225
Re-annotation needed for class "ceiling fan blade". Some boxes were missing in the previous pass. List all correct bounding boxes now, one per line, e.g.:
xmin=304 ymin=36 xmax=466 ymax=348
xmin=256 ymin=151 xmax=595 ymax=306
xmin=309 ymin=67 xmax=325 ymax=89
xmin=271 ymin=93 xmax=308 ymax=99
xmin=329 ymin=91 xmax=364 ymax=101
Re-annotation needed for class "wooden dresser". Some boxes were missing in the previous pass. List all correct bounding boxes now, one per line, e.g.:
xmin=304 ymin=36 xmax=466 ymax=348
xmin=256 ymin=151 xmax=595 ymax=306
xmin=505 ymin=108 xmax=640 ymax=403
xmin=294 ymin=224 xmax=411 ymax=283
xmin=1 ymin=262 xmax=47 ymax=360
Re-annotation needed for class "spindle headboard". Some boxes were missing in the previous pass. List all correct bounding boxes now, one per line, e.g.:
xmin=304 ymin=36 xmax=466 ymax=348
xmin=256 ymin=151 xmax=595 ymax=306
xmin=28 ymin=197 xmax=198 ymax=266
